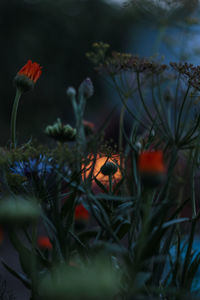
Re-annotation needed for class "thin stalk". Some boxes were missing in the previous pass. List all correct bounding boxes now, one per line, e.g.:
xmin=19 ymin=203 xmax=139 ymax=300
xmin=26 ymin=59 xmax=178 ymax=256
xmin=175 ymin=84 xmax=190 ymax=141
xmin=191 ymin=148 xmax=197 ymax=218
xmin=151 ymin=75 xmax=171 ymax=138
xmin=111 ymin=76 xmax=148 ymax=130
xmin=174 ymin=73 xmax=181 ymax=133
xmin=10 ymin=88 xmax=22 ymax=148
xmin=181 ymin=218 xmax=196 ymax=287
xmin=119 ymin=97 xmax=128 ymax=168
xmin=109 ymin=175 xmax=113 ymax=194
xmin=136 ymin=72 xmax=154 ymax=123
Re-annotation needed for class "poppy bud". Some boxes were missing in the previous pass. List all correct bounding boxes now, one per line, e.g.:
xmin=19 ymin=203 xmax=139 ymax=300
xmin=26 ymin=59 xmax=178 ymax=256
xmin=14 ymin=60 xmax=42 ymax=93
xmin=74 ymin=204 xmax=89 ymax=230
xmin=37 ymin=236 xmax=52 ymax=249
xmin=138 ymin=151 xmax=166 ymax=187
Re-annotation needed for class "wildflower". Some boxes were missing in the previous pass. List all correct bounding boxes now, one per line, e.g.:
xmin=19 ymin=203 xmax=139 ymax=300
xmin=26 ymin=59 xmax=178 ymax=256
xmin=100 ymin=161 xmax=118 ymax=176
xmin=45 ymin=118 xmax=76 ymax=142
xmin=10 ymin=155 xmax=54 ymax=180
xmin=74 ymin=204 xmax=89 ymax=221
xmin=138 ymin=151 xmax=166 ymax=187
xmin=37 ymin=236 xmax=52 ymax=249
xmin=11 ymin=60 xmax=42 ymax=148
xmin=14 ymin=60 xmax=42 ymax=92
xmin=74 ymin=204 xmax=89 ymax=230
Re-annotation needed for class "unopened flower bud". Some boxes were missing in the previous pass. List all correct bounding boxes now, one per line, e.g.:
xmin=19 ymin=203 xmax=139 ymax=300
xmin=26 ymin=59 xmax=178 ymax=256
xmin=66 ymin=87 xmax=76 ymax=98
xmin=135 ymin=141 xmax=142 ymax=150
xmin=138 ymin=151 xmax=166 ymax=188
xmin=100 ymin=161 xmax=118 ymax=176
xmin=14 ymin=60 xmax=42 ymax=93
xmin=79 ymin=77 xmax=94 ymax=99
xmin=45 ymin=118 xmax=76 ymax=142
xmin=74 ymin=204 xmax=89 ymax=231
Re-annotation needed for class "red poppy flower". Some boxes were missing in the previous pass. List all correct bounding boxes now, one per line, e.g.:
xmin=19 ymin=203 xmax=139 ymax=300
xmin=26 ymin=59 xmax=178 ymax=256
xmin=138 ymin=151 xmax=165 ymax=173
xmin=75 ymin=204 xmax=89 ymax=221
xmin=37 ymin=236 xmax=52 ymax=249
xmin=18 ymin=60 xmax=42 ymax=83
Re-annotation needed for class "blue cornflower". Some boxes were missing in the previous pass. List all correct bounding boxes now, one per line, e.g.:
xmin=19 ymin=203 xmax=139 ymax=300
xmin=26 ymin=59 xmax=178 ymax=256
xmin=10 ymin=155 xmax=54 ymax=179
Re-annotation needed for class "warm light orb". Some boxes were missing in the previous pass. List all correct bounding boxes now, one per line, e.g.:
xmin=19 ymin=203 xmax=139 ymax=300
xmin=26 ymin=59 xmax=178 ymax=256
xmin=82 ymin=153 xmax=122 ymax=185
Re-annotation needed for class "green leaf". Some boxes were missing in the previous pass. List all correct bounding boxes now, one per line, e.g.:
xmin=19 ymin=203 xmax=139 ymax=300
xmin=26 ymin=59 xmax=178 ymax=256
xmin=9 ymin=231 xmax=33 ymax=277
xmin=94 ymin=177 xmax=108 ymax=193
xmin=95 ymin=194 xmax=135 ymax=202
xmin=161 ymin=218 xmax=190 ymax=229
xmin=1 ymin=259 xmax=31 ymax=289
xmin=184 ymin=253 xmax=200 ymax=289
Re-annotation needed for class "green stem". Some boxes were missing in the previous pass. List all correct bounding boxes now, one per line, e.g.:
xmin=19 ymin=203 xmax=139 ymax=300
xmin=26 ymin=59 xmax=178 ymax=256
xmin=109 ymin=175 xmax=112 ymax=194
xmin=181 ymin=218 xmax=196 ymax=287
xmin=136 ymin=72 xmax=154 ymax=123
xmin=175 ymin=84 xmax=190 ymax=142
xmin=31 ymin=221 xmax=38 ymax=299
xmin=10 ymin=88 xmax=22 ymax=148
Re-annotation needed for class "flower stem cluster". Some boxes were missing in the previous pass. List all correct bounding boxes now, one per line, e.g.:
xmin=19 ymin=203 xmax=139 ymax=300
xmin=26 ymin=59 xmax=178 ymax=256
xmin=45 ymin=118 xmax=76 ymax=142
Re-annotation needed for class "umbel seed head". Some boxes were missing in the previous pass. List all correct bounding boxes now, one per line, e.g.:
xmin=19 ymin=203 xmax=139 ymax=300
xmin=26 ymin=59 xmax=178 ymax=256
xmin=100 ymin=161 xmax=118 ymax=176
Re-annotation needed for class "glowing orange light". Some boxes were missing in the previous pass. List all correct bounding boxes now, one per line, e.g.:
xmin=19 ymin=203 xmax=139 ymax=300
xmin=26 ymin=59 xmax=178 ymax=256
xmin=82 ymin=153 xmax=122 ymax=185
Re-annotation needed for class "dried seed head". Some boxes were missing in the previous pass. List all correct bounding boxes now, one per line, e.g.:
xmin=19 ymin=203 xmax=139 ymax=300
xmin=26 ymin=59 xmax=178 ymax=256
xmin=100 ymin=161 xmax=118 ymax=176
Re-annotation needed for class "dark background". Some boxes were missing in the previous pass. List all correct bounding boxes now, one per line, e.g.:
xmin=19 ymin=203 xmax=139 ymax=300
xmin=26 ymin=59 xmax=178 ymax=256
xmin=2 ymin=0 xmax=199 ymax=147
xmin=1 ymin=0 xmax=134 ymax=146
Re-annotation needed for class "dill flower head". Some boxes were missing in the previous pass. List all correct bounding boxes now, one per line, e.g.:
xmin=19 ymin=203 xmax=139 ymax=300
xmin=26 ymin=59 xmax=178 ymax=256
xmin=14 ymin=60 xmax=42 ymax=92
